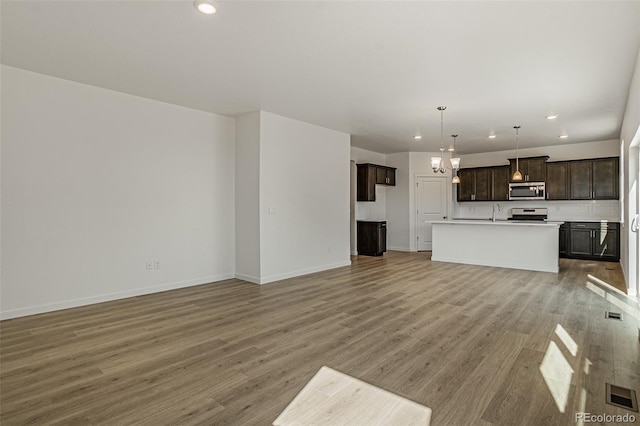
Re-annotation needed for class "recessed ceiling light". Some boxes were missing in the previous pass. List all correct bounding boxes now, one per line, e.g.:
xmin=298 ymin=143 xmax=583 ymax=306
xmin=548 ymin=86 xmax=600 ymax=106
xmin=194 ymin=0 xmax=216 ymax=14
xmin=546 ymin=115 xmax=559 ymax=120
xmin=559 ymin=134 xmax=569 ymax=139
xmin=488 ymin=134 xmax=497 ymax=139
xmin=413 ymin=135 xmax=422 ymax=140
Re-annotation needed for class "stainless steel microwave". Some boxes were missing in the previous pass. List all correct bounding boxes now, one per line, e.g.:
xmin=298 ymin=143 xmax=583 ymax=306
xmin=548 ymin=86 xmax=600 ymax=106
xmin=508 ymin=182 xmax=546 ymax=200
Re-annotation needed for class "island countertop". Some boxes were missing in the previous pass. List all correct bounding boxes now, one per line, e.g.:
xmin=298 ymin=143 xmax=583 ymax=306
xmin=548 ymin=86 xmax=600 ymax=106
xmin=431 ymin=219 xmax=564 ymax=227
xmin=431 ymin=220 xmax=561 ymax=273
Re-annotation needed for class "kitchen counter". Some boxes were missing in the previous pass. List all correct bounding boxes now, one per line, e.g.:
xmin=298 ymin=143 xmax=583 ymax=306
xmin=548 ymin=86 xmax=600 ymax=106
xmin=440 ymin=219 xmax=564 ymax=226
xmin=431 ymin=219 xmax=563 ymax=273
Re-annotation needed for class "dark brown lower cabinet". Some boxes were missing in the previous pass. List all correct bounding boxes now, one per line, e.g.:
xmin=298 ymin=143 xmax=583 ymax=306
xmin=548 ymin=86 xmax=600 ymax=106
xmin=357 ymin=221 xmax=387 ymax=256
xmin=559 ymin=223 xmax=568 ymax=257
xmin=563 ymin=222 xmax=619 ymax=261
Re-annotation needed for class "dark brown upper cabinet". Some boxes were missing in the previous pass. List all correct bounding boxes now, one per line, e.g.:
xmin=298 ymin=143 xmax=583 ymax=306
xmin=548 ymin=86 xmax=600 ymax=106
xmin=457 ymin=169 xmax=475 ymax=201
xmin=455 ymin=156 xmax=618 ymax=202
xmin=592 ymin=158 xmax=618 ymax=199
xmin=546 ymin=161 xmax=569 ymax=200
xmin=357 ymin=163 xmax=396 ymax=201
xmin=374 ymin=165 xmax=395 ymax=186
xmin=570 ymin=160 xmax=592 ymax=199
xmin=456 ymin=166 xmax=500 ymax=201
xmin=491 ymin=166 xmax=510 ymax=201
xmin=508 ymin=156 xmax=549 ymax=182
xmin=569 ymin=157 xmax=618 ymax=200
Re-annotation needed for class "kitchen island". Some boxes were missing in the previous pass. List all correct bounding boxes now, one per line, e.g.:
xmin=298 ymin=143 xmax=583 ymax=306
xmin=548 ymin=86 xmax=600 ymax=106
xmin=431 ymin=220 xmax=564 ymax=273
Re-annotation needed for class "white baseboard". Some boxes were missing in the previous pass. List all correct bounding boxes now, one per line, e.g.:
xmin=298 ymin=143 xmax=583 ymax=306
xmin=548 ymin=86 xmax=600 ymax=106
xmin=236 ymin=260 xmax=352 ymax=285
xmin=234 ymin=273 xmax=261 ymax=284
xmin=0 ymin=273 xmax=234 ymax=320
xmin=388 ymin=246 xmax=412 ymax=252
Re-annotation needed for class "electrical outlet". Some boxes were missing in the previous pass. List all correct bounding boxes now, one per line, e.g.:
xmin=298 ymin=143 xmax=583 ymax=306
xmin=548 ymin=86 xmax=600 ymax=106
xmin=154 ymin=260 xmax=160 ymax=270
xmin=145 ymin=261 xmax=153 ymax=271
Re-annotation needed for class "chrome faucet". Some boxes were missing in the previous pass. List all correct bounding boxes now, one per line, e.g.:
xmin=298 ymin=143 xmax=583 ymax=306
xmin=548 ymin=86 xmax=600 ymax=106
xmin=492 ymin=203 xmax=502 ymax=222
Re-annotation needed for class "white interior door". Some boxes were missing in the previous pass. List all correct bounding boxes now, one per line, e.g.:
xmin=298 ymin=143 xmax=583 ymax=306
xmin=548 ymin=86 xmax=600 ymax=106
xmin=416 ymin=176 xmax=448 ymax=251
xmin=634 ymin=146 xmax=640 ymax=296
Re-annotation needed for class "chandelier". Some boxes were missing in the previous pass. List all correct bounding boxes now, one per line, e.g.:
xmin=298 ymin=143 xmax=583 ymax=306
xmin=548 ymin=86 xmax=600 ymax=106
xmin=430 ymin=106 xmax=461 ymax=182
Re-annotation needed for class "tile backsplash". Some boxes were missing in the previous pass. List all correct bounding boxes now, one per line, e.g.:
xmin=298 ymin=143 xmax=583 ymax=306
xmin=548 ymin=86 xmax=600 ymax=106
xmin=454 ymin=200 xmax=620 ymax=222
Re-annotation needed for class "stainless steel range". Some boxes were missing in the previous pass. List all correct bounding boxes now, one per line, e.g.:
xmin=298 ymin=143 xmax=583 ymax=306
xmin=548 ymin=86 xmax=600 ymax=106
xmin=509 ymin=208 xmax=548 ymax=221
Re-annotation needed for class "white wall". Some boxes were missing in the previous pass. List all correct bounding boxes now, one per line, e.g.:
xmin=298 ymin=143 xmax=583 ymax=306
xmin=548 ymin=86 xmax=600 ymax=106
xmin=459 ymin=139 xmax=620 ymax=168
xmin=0 ymin=66 xmax=236 ymax=319
xmin=620 ymin=47 xmax=640 ymax=297
xmin=235 ymin=112 xmax=261 ymax=282
xmin=386 ymin=153 xmax=410 ymax=251
xmin=259 ymin=111 xmax=351 ymax=283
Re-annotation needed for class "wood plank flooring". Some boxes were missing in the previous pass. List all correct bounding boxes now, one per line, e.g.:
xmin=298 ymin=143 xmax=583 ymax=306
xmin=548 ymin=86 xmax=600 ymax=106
xmin=1 ymin=252 xmax=638 ymax=425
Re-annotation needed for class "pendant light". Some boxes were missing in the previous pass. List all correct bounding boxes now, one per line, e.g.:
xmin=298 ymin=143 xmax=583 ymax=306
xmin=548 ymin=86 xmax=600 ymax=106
xmin=449 ymin=134 xmax=461 ymax=184
xmin=512 ymin=125 xmax=523 ymax=181
xmin=431 ymin=106 xmax=447 ymax=173
xmin=449 ymin=134 xmax=461 ymax=170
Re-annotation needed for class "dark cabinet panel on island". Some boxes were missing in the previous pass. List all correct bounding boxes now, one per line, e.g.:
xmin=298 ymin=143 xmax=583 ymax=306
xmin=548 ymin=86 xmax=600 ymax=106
xmin=558 ymin=223 xmax=568 ymax=257
xmin=357 ymin=163 xmax=396 ymax=201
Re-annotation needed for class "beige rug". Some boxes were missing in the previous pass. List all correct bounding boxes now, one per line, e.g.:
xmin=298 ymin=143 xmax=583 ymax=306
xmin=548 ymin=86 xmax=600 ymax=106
xmin=273 ymin=366 xmax=432 ymax=425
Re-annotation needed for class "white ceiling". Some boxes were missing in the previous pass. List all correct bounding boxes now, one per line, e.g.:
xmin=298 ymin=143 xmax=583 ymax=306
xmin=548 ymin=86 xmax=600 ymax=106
xmin=2 ymin=1 xmax=639 ymax=154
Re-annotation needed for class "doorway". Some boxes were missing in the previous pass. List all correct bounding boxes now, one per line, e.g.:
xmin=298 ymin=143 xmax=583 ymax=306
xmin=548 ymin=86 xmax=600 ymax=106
xmin=415 ymin=176 xmax=449 ymax=251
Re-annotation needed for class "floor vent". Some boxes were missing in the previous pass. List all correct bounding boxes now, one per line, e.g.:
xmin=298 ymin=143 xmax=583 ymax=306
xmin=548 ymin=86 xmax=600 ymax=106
xmin=605 ymin=311 xmax=623 ymax=320
xmin=606 ymin=383 xmax=638 ymax=412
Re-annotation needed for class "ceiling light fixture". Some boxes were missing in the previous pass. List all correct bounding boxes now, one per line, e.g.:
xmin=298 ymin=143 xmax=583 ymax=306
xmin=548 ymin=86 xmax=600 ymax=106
xmin=512 ymin=125 xmax=523 ymax=181
xmin=430 ymin=107 xmax=462 ymax=182
xmin=450 ymin=134 xmax=461 ymax=184
xmin=194 ymin=0 xmax=216 ymax=14
xmin=431 ymin=106 xmax=448 ymax=173
xmin=414 ymin=135 xmax=422 ymax=140
xmin=559 ymin=134 xmax=569 ymax=139
xmin=449 ymin=134 xmax=461 ymax=170
xmin=546 ymin=115 xmax=559 ymax=120
xmin=488 ymin=134 xmax=497 ymax=139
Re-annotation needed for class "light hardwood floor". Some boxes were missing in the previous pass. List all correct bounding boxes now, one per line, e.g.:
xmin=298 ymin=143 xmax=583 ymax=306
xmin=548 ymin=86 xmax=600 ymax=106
xmin=1 ymin=252 xmax=638 ymax=425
